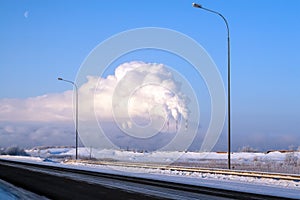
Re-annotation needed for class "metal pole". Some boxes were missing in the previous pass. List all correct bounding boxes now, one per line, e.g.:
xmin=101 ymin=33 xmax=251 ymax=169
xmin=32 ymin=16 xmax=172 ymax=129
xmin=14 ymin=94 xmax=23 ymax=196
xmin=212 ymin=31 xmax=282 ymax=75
xmin=75 ymin=83 xmax=78 ymax=160
xmin=58 ymin=77 xmax=79 ymax=160
xmin=192 ymin=3 xmax=231 ymax=169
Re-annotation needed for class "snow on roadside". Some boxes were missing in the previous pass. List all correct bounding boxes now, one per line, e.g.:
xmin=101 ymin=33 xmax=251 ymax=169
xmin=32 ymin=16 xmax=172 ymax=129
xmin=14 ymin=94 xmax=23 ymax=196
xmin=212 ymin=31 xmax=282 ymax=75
xmin=1 ymin=150 xmax=300 ymax=199
xmin=67 ymin=160 xmax=300 ymax=190
xmin=18 ymin=147 xmax=300 ymax=190
xmin=0 ymin=155 xmax=44 ymax=163
xmin=25 ymin=147 xmax=300 ymax=189
xmin=0 ymin=179 xmax=49 ymax=200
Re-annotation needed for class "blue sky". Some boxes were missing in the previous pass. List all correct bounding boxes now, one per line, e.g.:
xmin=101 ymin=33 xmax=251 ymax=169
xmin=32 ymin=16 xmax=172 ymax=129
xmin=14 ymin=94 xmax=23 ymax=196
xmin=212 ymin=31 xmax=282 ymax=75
xmin=0 ymin=0 xmax=299 ymax=151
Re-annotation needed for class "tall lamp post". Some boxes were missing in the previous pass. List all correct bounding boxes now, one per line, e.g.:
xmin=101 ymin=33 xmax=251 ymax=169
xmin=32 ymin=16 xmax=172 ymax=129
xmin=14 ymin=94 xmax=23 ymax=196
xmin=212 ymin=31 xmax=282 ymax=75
xmin=192 ymin=3 xmax=231 ymax=169
xmin=58 ymin=77 xmax=79 ymax=160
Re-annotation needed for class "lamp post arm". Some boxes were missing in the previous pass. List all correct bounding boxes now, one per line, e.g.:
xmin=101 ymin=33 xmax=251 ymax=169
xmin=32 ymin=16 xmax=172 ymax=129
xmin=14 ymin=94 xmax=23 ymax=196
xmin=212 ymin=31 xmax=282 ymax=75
xmin=200 ymin=7 xmax=230 ymax=37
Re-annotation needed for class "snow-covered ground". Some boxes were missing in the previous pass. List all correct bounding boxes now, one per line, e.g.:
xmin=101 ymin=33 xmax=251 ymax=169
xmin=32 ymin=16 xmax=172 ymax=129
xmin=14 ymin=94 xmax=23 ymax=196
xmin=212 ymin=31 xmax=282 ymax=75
xmin=25 ymin=147 xmax=300 ymax=163
xmin=25 ymin=147 xmax=300 ymax=173
xmin=1 ymin=147 xmax=300 ymax=198
xmin=0 ymin=179 xmax=48 ymax=200
xmin=1 ymin=150 xmax=300 ymax=199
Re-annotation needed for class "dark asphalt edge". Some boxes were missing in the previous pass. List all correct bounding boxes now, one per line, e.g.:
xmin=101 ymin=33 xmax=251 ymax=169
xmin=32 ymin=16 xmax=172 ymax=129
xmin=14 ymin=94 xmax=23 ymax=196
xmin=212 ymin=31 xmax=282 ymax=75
xmin=0 ymin=162 xmax=167 ymax=200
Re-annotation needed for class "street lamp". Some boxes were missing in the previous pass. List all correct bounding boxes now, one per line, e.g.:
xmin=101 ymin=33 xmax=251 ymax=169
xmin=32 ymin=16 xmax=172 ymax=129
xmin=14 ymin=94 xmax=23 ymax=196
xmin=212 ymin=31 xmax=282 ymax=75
xmin=192 ymin=3 xmax=231 ymax=169
xmin=58 ymin=77 xmax=79 ymax=160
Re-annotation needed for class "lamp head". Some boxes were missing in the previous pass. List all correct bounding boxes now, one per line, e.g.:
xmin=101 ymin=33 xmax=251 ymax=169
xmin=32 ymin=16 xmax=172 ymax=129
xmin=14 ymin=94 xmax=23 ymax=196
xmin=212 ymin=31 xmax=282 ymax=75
xmin=57 ymin=77 xmax=63 ymax=80
xmin=192 ymin=3 xmax=202 ymax=8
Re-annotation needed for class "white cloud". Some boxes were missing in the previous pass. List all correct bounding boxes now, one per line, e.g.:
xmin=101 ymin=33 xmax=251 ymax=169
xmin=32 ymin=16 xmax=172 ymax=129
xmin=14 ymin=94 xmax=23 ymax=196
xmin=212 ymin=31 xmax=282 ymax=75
xmin=0 ymin=61 xmax=190 ymax=123
xmin=91 ymin=61 xmax=190 ymax=121
xmin=0 ymin=61 xmax=192 ymax=148
xmin=0 ymin=122 xmax=74 ymax=148
xmin=0 ymin=91 xmax=73 ymax=122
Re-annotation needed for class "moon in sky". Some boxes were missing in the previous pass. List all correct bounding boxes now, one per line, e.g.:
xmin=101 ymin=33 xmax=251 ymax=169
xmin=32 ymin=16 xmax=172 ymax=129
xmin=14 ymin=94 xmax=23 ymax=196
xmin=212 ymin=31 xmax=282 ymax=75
xmin=24 ymin=11 xmax=29 ymax=18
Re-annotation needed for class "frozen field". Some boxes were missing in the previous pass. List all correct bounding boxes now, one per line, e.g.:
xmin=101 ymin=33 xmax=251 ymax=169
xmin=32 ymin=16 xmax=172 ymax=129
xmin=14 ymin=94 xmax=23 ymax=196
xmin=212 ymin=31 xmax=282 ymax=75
xmin=23 ymin=147 xmax=300 ymax=174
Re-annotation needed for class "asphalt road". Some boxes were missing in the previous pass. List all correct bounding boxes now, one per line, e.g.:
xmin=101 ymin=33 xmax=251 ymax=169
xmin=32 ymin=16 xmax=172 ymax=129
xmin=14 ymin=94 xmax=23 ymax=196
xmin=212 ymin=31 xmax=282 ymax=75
xmin=0 ymin=164 xmax=167 ymax=200
xmin=0 ymin=161 xmax=231 ymax=200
